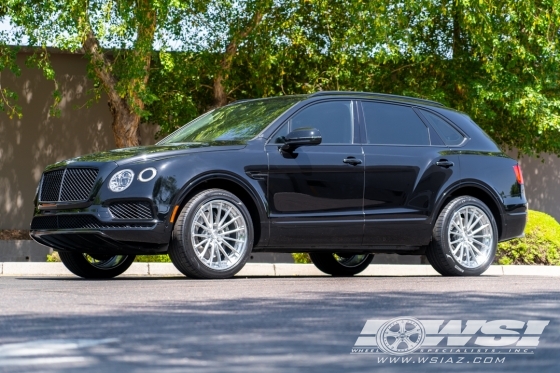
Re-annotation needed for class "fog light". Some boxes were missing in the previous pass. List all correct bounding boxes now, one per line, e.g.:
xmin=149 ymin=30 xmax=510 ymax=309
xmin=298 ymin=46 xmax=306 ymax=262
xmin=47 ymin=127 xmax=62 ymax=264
xmin=138 ymin=167 xmax=157 ymax=182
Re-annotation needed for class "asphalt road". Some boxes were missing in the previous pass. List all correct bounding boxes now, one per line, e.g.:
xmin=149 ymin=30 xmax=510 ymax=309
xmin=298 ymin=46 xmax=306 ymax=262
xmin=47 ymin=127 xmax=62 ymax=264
xmin=0 ymin=275 xmax=559 ymax=373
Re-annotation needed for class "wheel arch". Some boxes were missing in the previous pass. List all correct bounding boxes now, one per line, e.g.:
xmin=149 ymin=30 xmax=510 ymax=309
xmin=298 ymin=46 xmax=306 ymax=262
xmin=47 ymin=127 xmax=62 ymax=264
xmin=171 ymin=172 xmax=268 ymax=247
xmin=433 ymin=182 xmax=505 ymax=239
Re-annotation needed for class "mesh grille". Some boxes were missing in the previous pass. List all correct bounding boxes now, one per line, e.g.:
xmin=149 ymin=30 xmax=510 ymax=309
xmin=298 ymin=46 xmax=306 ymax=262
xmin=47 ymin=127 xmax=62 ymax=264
xmin=58 ymin=215 xmax=105 ymax=229
xmin=30 ymin=216 xmax=58 ymax=230
xmin=109 ymin=202 xmax=153 ymax=219
xmin=31 ymin=215 xmax=155 ymax=230
xmin=39 ymin=168 xmax=98 ymax=202
xmin=60 ymin=169 xmax=99 ymax=201
xmin=40 ymin=170 xmax=64 ymax=202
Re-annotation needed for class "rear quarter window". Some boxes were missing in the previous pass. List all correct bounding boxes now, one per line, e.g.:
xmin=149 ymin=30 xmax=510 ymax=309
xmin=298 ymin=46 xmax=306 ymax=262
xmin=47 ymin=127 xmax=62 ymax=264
xmin=419 ymin=110 xmax=464 ymax=146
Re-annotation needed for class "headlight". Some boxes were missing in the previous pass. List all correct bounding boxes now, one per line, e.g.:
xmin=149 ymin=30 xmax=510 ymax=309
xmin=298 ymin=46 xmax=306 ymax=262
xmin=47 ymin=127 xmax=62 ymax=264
xmin=108 ymin=169 xmax=135 ymax=192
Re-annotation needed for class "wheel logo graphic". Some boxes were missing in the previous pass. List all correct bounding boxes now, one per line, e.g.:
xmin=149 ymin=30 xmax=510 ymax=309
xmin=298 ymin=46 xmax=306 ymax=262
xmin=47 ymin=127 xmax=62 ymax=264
xmin=376 ymin=317 xmax=425 ymax=355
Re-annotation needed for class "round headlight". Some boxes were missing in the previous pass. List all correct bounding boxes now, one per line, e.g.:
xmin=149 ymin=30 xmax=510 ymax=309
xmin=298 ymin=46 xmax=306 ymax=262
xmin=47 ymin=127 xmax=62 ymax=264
xmin=108 ymin=169 xmax=135 ymax=192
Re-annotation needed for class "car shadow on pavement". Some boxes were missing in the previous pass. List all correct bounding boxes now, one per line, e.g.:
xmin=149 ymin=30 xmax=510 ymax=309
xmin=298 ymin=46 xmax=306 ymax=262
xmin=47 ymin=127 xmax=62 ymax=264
xmin=0 ymin=277 xmax=559 ymax=373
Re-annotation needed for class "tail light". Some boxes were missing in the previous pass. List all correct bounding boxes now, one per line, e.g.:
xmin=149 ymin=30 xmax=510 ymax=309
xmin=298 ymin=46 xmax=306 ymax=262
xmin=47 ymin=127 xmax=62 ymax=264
xmin=513 ymin=164 xmax=524 ymax=185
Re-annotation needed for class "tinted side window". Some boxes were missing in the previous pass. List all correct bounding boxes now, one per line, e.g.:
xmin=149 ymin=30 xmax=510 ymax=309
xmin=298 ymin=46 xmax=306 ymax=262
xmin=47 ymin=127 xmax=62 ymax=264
xmin=420 ymin=110 xmax=464 ymax=146
xmin=362 ymin=102 xmax=430 ymax=145
xmin=290 ymin=101 xmax=353 ymax=144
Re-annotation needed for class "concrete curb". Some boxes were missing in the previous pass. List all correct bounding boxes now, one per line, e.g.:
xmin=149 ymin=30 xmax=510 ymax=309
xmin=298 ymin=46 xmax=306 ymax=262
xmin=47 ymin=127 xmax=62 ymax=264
xmin=0 ymin=263 xmax=560 ymax=277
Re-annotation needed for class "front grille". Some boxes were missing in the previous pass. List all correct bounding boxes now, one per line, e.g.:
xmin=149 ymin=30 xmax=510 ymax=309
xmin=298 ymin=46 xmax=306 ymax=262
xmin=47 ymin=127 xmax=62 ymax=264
xmin=109 ymin=202 xmax=153 ymax=219
xmin=40 ymin=170 xmax=64 ymax=202
xmin=39 ymin=168 xmax=99 ymax=202
xmin=31 ymin=215 xmax=155 ymax=230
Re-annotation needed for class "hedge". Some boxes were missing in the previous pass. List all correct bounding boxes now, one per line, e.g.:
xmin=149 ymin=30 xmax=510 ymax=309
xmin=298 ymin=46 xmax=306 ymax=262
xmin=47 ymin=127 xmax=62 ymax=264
xmin=496 ymin=210 xmax=560 ymax=265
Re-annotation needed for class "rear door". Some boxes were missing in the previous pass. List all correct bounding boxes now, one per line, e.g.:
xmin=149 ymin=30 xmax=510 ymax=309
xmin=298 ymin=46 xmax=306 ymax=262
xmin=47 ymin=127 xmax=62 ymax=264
xmin=359 ymin=101 xmax=461 ymax=246
xmin=266 ymin=100 xmax=365 ymax=248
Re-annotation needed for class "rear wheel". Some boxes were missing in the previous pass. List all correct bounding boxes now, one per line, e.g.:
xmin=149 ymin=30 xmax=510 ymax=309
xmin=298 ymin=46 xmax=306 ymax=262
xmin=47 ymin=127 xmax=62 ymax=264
xmin=59 ymin=252 xmax=135 ymax=278
xmin=309 ymin=253 xmax=374 ymax=276
xmin=427 ymin=196 xmax=498 ymax=276
xmin=169 ymin=189 xmax=254 ymax=279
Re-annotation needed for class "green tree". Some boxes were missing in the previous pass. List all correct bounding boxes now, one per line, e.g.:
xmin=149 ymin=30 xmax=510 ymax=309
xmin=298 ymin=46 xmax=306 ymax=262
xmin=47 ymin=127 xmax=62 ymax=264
xmin=1 ymin=0 xmax=203 ymax=147
xmin=3 ymin=0 xmax=560 ymax=155
xmin=0 ymin=4 xmax=22 ymax=119
xmin=353 ymin=0 xmax=560 ymax=156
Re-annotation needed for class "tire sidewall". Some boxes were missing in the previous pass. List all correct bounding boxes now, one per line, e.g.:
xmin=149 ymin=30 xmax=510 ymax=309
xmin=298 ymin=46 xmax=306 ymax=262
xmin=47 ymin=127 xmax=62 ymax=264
xmin=59 ymin=251 xmax=135 ymax=279
xmin=178 ymin=190 xmax=254 ymax=278
xmin=438 ymin=197 xmax=498 ymax=275
xmin=310 ymin=253 xmax=374 ymax=276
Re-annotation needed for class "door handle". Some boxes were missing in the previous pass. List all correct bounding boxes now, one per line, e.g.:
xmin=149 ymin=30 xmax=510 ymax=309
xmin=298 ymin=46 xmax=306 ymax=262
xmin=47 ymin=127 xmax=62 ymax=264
xmin=436 ymin=160 xmax=454 ymax=168
xmin=343 ymin=158 xmax=362 ymax=166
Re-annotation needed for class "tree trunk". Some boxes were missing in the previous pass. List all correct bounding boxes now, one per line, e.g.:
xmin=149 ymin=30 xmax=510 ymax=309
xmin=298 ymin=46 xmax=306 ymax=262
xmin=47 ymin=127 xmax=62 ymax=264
xmin=452 ymin=3 xmax=462 ymax=58
xmin=80 ymin=0 xmax=155 ymax=148
xmin=213 ymin=73 xmax=228 ymax=108
xmin=108 ymin=100 xmax=141 ymax=148
xmin=212 ymin=11 xmax=263 ymax=108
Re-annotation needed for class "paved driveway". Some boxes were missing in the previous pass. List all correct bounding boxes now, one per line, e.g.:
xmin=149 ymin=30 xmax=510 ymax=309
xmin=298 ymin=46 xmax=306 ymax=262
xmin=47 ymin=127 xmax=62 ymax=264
xmin=0 ymin=276 xmax=559 ymax=372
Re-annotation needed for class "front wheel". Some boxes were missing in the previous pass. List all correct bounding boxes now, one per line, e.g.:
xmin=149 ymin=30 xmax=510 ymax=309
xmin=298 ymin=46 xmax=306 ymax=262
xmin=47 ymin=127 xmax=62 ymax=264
xmin=59 ymin=252 xmax=135 ymax=278
xmin=309 ymin=253 xmax=374 ymax=276
xmin=426 ymin=196 xmax=498 ymax=276
xmin=169 ymin=189 xmax=254 ymax=279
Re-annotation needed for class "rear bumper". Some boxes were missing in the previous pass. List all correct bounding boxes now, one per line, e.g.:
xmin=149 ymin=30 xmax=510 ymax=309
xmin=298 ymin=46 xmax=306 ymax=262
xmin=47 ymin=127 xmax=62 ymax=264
xmin=500 ymin=210 xmax=528 ymax=242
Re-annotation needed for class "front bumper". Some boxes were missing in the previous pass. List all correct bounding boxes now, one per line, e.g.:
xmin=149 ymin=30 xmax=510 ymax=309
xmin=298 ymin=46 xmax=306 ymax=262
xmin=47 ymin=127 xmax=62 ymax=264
xmin=31 ymin=222 xmax=170 ymax=255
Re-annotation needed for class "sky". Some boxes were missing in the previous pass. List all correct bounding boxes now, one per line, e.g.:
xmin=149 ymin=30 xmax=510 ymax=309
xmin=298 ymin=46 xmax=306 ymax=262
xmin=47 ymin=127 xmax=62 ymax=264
xmin=1 ymin=18 xmax=12 ymax=32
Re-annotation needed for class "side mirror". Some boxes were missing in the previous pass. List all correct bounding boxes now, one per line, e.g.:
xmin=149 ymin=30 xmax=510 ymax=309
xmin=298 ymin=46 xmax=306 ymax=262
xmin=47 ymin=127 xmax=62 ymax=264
xmin=281 ymin=127 xmax=322 ymax=151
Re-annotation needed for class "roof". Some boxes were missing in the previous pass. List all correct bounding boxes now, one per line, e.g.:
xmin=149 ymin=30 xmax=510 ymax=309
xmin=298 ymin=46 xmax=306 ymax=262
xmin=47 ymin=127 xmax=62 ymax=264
xmin=227 ymin=91 xmax=446 ymax=108
xmin=309 ymin=91 xmax=445 ymax=107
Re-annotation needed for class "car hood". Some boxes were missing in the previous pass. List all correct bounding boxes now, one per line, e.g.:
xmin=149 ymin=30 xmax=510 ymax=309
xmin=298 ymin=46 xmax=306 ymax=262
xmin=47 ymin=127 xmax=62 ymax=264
xmin=46 ymin=142 xmax=246 ymax=170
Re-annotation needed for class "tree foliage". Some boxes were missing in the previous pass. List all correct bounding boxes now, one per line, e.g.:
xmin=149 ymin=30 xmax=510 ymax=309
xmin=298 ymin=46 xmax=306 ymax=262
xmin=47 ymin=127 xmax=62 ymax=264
xmin=2 ymin=0 xmax=203 ymax=147
xmin=2 ymin=0 xmax=560 ymax=155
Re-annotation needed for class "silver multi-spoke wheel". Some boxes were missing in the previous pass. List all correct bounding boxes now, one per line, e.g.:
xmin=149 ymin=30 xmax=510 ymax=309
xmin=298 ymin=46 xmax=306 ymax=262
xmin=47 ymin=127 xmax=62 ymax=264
xmin=190 ymin=199 xmax=248 ymax=271
xmin=448 ymin=205 xmax=493 ymax=269
xmin=82 ymin=254 xmax=128 ymax=270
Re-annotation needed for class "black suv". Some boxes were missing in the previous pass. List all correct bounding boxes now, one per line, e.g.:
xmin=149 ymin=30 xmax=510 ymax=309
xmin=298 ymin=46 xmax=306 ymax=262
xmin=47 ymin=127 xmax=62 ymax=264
xmin=30 ymin=92 xmax=527 ymax=279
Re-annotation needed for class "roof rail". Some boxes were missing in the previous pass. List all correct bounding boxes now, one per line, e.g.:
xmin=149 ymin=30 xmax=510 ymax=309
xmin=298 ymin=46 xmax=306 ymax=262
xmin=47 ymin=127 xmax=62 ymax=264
xmin=309 ymin=91 xmax=445 ymax=107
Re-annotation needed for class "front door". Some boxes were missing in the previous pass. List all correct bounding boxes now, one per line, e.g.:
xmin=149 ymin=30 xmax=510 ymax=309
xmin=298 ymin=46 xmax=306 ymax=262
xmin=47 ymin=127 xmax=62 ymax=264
xmin=266 ymin=100 xmax=365 ymax=248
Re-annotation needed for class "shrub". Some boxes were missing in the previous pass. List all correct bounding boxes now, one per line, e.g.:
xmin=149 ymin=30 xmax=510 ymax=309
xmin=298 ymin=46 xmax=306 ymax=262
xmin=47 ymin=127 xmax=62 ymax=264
xmin=496 ymin=210 xmax=560 ymax=265
xmin=46 ymin=252 xmax=60 ymax=262
xmin=134 ymin=255 xmax=171 ymax=263
xmin=292 ymin=253 xmax=311 ymax=264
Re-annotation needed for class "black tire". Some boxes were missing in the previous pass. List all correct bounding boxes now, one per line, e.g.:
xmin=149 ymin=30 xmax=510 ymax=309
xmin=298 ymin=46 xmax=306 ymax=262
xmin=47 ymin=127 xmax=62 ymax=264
xmin=58 ymin=252 xmax=135 ymax=279
xmin=427 ymin=196 xmax=498 ymax=276
xmin=309 ymin=253 xmax=374 ymax=276
xmin=169 ymin=189 xmax=254 ymax=279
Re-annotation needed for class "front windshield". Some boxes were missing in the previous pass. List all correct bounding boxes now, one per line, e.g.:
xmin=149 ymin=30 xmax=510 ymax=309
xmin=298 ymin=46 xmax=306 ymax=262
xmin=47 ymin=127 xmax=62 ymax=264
xmin=158 ymin=97 xmax=303 ymax=144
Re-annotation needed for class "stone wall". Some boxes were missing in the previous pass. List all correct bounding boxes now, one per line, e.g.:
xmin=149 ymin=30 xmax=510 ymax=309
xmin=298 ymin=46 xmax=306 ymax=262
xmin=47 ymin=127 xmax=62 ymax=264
xmin=0 ymin=51 xmax=158 ymax=230
xmin=507 ymin=150 xmax=560 ymax=222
